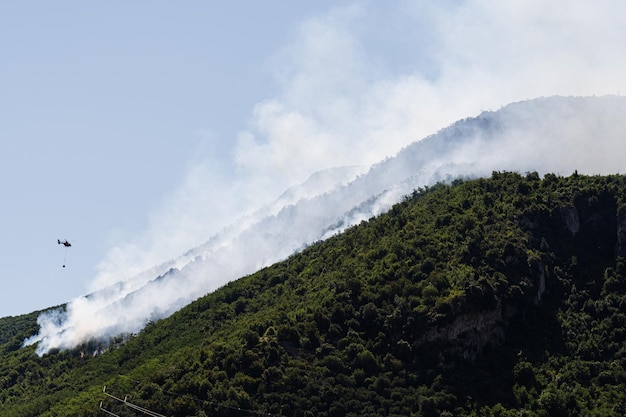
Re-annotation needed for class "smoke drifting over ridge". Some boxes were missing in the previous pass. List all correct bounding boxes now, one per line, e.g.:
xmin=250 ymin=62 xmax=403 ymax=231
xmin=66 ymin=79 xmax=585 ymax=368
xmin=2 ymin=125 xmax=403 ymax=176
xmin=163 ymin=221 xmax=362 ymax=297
xmin=25 ymin=95 xmax=626 ymax=355
xmin=23 ymin=0 xmax=626 ymax=354
xmin=90 ymin=0 xmax=626 ymax=291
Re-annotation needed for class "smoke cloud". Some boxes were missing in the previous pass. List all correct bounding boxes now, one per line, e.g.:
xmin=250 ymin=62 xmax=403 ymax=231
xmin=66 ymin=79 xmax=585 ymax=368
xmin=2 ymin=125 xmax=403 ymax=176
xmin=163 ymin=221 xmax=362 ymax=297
xmin=25 ymin=0 xmax=626 ymax=354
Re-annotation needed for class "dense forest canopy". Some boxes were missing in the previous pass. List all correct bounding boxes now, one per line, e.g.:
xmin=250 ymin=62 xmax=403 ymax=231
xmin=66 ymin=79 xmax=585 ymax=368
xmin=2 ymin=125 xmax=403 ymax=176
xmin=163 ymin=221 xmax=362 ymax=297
xmin=2 ymin=171 xmax=626 ymax=416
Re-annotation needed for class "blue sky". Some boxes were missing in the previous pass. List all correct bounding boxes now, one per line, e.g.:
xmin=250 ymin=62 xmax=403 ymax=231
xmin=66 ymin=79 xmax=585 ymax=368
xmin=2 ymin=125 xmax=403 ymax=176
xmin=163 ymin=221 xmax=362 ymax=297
xmin=2 ymin=0 xmax=626 ymax=317
xmin=1 ymin=1 xmax=347 ymax=316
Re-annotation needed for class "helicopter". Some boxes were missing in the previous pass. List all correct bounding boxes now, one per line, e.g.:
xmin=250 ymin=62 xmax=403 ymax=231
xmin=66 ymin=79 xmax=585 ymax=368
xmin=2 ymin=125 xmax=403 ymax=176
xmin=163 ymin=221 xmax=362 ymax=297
xmin=58 ymin=239 xmax=72 ymax=267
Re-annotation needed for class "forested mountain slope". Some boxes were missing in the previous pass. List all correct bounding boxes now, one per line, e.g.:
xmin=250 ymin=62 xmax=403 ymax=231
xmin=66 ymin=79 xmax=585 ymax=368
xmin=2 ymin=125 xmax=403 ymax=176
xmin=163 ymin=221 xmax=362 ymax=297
xmin=28 ymin=96 xmax=626 ymax=357
xmin=2 ymin=172 xmax=626 ymax=416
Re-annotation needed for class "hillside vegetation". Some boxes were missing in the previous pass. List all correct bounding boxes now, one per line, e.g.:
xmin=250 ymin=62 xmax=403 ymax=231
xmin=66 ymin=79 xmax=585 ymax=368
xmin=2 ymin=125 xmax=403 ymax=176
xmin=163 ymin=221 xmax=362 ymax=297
xmin=2 ymin=172 xmax=626 ymax=416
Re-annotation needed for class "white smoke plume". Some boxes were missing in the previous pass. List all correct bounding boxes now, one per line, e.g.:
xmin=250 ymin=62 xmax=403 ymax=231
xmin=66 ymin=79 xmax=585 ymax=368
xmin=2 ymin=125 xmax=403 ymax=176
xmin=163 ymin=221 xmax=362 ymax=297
xmin=25 ymin=0 xmax=626 ymax=354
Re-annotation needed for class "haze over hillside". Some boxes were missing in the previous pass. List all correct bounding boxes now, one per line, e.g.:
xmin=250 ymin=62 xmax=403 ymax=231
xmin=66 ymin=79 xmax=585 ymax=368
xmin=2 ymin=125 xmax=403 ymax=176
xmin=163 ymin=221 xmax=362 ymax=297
xmin=25 ymin=95 xmax=626 ymax=355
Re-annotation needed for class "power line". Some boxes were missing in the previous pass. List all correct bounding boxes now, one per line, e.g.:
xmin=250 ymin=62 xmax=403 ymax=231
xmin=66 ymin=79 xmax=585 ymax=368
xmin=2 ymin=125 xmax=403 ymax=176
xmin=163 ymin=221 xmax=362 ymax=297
xmin=101 ymin=386 xmax=166 ymax=417
xmin=99 ymin=401 xmax=122 ymax=417
xmin=108 ymin=375 xmax=286 ymax=417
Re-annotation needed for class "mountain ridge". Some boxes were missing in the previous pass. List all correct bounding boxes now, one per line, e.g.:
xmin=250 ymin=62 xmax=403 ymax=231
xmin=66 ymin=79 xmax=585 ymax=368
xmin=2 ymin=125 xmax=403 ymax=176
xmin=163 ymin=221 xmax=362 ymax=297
xmin=3 ymin=171 xmax=626 ymax=416
xmin=24 ymin=95 xmax=626 ymax=356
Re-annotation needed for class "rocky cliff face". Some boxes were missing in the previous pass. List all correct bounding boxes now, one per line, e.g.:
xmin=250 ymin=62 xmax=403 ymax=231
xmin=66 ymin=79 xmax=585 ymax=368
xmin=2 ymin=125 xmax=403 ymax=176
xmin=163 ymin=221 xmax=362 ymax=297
xmin=616 ymin=204 xmax=626 ymax=258
xmin=420 ymin=303 xmax=505 ymax=363
xmin=417 ymin=258 xmax=545 ymax=364
xmin=560 ymin=205 xmax=580 ymax=236
xmin=422 ymin=194 xmax=622 ymax=364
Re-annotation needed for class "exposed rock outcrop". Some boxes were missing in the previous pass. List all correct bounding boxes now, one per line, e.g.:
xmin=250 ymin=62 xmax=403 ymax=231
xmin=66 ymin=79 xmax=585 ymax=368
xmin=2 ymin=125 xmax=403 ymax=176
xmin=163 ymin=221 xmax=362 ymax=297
xmin=560 ymin=204 xmax=580 ymax=236
xmin=420 ymin=304 xmax=504 ymax=362
xmin=616 ymin=204 xmax=626 ymax=258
